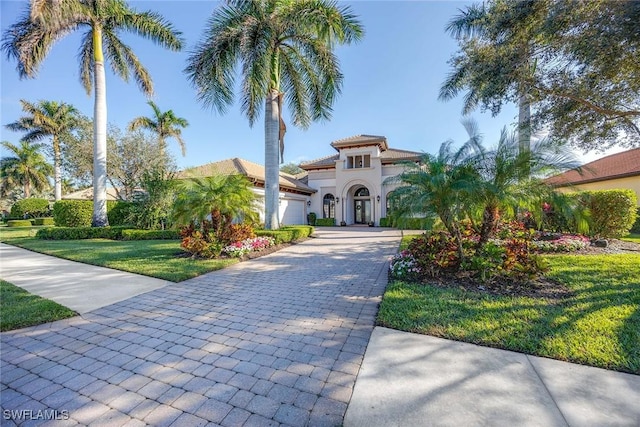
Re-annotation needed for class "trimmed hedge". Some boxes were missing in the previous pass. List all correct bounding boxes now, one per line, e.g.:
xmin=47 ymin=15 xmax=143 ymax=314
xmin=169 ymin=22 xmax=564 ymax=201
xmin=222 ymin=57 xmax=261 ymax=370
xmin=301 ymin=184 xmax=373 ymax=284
xmin=631 ymin=208 xmax=640 ymax=234
xmin=33 ymin=217 xmax=55 ymax=226
xmin=121 ymin=229 xmax=180 ymax=240
xmin=255 ymin=225 xmax=313 ymax=244
xmin=7 ymin=220 xmax=34 ymax=227
xmin=53 ymin=200 xmax=93 ymax=227
xmin=379 ymin=217 xmax=392 ymax=227
xmin=36 ymin=226 xmax=131 ymax=240
xmin=10 ymin=198 xmax=50 ymax=219
xmin=107 ymin=201 xmax=134 ymax=226
xmin=578 ymin=190 xmax=637 ymax=238
xmin=314 ymin=218 xmax=335 ymax=226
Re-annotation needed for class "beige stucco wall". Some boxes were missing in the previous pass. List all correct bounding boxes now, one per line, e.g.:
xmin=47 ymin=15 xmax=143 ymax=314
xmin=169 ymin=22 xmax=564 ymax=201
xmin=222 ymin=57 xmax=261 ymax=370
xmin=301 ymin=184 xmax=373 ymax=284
xmin=556 ymin=175 xmax=640 ymax=206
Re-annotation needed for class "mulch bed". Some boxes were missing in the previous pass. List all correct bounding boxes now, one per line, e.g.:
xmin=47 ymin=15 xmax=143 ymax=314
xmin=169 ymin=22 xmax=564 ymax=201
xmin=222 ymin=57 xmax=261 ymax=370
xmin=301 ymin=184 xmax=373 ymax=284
xmin=418 ymin=238 xmax=640 ymax=301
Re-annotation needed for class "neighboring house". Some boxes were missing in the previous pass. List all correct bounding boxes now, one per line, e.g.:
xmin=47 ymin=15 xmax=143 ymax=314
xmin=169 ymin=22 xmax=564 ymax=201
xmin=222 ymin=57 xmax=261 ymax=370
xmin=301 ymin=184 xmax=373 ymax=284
xmin=179 ymin=158 xmax=316 ymax=225
xmin=62 ymin=187 xmax=119 ymax=201
xmin=546 ymin=148 xmax=640 ymax=206
xmin=300 ymin=135 xmax=421 ymax=225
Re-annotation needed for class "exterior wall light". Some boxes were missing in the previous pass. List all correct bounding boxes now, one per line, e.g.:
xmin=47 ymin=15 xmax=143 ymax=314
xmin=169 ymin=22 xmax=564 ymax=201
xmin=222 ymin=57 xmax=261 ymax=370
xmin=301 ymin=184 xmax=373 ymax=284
xmin=376 ymin=195 xmax=380 ymax=202
xmin=307 ymin=200 xmax=311 ymax=207
xmin=336 ymin=197 xmax=340 ymax=204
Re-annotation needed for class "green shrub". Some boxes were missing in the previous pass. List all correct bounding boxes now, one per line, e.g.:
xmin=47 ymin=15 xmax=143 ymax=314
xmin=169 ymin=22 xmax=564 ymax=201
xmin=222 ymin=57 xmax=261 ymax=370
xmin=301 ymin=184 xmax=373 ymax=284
xmin=379 ymin=217 xmax=392 ymax=227
xmin=53 ymin=200 xmax=93 ymax=227
xmin=281 ymin=225 xmax=313 ymax=239
xmin=255 ymin=229 xmax=293 ymax=244
xmin=579 ymin=190 xmax=637 ymax=238
xmin=10 ymin=198 xmax=50 ymax=219
xmin=33 ymin=217 xmax=55 ymax=226
xmin=121 ymin=229 xmax=180 ymax=240
xmin=307 ymin=212 xmax=317 ymax=226
xmin=315 ymin=218 xmax=335 ymax=226
xmin=7 ymin=219 xmax=34 ymax=227
xmin=395 ymin=217 xmax=434 ymax=230
xmin=631 ymin=208 xmax=640 ymax=234
xmin=107 ymin=201 xmax=134 ymax=226
xmin=36 ymin=226 xmax=130 ymax=240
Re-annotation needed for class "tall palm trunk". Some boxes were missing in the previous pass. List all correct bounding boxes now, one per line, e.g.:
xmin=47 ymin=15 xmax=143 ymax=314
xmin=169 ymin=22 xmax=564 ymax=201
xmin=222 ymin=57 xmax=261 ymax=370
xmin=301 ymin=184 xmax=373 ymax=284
xmin=518 ymin=92 xmax=531 ymax=155
xmin=92 ymin=26 xmax=109 ymax=226
xmin=264 ymin=89 xmax=280 ymax=230
xmin=53 ymin=137 xmax=62 ymax=201
xmin=24 ymin=180 xmax=31 ymax=199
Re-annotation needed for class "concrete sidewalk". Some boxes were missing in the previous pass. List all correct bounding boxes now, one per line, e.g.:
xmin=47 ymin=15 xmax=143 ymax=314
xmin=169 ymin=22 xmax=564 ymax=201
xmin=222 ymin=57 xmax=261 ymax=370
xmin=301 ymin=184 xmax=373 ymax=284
xmin=345 ymin=327 xmax=640 ymax=427
xmin=0 ymin=243 xmax=170 ymax=314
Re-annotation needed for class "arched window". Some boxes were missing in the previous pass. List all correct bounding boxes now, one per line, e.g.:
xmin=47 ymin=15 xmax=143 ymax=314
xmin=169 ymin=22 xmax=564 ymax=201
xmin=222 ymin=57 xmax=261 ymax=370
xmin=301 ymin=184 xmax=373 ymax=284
xmin=354 ymin=187 xmax=369 ymax=197
xmin=323 ymin=194 xmax=335 ymax=218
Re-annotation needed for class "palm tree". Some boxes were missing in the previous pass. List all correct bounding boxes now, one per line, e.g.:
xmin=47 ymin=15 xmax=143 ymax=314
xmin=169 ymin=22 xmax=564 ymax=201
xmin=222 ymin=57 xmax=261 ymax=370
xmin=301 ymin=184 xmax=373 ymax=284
xmin=464 ymin=126 xmax=581 ymax=247
xmin=185 ymin=0 xmax=363 ymax=229
xmin=387 ymin=121 xmax=481 ymax=262
xmin=172 ymin=174 xmax=259 ymax=241
xmin=2 ymin=0 xmax=183 ymax=226
xmin=439 ymin=1 xmax=545 ymax=155
xmin=128 ymin=101 xmax=189 ymax=157
xmin=1 ymin=140 xmax=53 ymax=199
xmin=5 ymin=99 xmax=78 ymax=201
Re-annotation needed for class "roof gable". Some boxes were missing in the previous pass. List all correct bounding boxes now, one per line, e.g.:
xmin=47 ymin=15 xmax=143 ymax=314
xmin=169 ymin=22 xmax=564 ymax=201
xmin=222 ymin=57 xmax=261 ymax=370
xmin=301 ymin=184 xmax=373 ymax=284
xmin=546 ymin=148 xmax=640 ymax=186
xmin=330 ymin=134 xmax=388 ymax=151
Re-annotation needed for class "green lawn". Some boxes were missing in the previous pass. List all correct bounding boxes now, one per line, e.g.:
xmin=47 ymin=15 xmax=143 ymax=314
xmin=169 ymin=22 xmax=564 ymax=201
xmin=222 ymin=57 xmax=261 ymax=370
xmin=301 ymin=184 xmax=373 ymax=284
xmin=378 ymin=253 xmax=640 ymax=374
xmin=1 ymin=280 xmax=77 ymax=331
xmin=0 ymin=227 xmax=237 ymax=282
xmin=622 ymin=233 xmax=640 ymax=243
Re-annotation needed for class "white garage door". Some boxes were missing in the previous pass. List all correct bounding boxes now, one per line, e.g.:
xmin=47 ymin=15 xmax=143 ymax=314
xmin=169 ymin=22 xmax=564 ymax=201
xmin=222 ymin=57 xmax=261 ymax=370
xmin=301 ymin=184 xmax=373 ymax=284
xmin=280 ymin=199 xmax=305 ymax=225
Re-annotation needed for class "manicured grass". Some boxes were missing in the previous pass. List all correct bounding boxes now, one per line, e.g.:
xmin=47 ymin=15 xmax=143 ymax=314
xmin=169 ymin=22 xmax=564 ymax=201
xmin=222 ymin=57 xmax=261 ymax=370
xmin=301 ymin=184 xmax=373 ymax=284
xmin=378 ymin=253 xmax=640 ymax=374
xmin=1 ymin=280 xmax=77 ymax=331
xmin=1 ymin=227 xmax=238 ymax=282
xmin=623 ymin=233 xmax=640 ymax=243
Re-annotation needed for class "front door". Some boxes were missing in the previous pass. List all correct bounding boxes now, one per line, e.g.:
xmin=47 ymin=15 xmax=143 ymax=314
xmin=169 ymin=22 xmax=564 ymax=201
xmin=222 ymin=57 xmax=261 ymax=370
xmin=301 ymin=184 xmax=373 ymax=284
xmin=354 ymin=200 xmax=371 ymax=224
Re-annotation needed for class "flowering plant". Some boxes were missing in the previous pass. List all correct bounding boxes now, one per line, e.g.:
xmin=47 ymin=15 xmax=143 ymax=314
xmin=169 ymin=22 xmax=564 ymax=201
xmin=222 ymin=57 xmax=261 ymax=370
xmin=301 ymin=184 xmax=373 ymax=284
xmin=223 ymin=236 xmax=276 ymax=257
xmin=531 ymin=233 xmax=590 ymax=253
xmin=389 ymin=250 xmax=421 ymax=280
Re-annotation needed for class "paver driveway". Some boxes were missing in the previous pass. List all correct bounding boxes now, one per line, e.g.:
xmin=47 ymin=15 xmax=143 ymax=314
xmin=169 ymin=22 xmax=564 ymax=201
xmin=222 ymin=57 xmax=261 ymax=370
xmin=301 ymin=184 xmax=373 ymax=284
xmin=1 ymin=228 xmax=401 ymax=426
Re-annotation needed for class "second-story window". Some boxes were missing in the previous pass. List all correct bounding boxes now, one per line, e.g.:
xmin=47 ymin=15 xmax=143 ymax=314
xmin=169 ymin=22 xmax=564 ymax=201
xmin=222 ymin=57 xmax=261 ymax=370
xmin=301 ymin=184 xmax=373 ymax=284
xmin=346 ymin=154 xmax=370 ymax=169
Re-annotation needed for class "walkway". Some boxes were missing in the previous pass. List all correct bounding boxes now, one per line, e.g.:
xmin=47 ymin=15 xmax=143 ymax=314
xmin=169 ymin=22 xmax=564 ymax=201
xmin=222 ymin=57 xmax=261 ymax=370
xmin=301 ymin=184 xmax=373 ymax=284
xmin=1 ymin=228 xmax=401 ymax=426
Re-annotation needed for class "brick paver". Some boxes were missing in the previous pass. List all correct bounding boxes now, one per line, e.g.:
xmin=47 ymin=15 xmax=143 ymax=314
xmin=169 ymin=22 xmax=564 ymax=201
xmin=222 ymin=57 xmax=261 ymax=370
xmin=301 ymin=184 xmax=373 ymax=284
xmin=1 ymin=228 xmax=400 ymax=426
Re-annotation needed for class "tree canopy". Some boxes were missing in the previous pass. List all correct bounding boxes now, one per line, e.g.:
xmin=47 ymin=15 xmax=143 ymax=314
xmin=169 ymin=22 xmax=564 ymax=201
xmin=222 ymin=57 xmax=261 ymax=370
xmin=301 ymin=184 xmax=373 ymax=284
xmin=441 ymin=0 xmax=640 ymax=152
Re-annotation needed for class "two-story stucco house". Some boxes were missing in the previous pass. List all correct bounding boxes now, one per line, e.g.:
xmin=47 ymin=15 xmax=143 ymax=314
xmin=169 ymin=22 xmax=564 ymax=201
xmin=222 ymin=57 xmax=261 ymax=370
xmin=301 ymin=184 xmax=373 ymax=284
xmin=300 ymin=135 xmax=421 ymax=226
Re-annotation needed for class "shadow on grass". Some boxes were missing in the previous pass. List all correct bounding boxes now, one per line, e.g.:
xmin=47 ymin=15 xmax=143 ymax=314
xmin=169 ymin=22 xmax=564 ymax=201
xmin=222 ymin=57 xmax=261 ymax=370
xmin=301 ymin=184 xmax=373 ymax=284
xmin=377 ymin=254 xmax=640 ymax=374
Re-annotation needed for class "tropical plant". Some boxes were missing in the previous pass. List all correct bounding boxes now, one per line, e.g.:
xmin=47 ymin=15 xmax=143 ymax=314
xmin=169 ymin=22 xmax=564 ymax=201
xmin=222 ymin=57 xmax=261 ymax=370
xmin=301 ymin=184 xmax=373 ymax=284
xmin=1 ymin=140 xmax=52 ymax=199
xmin=2 ymin=0 xmax=183 ymax=226
xmin=5 ymin=100 xmax=79 ymax=201
xmin=185 ymin=0 xmax=363 ymax=229
xmin=464 ymin=127 xmax=581 ymax=246
xmin=128 ymin=100 xmax=189 ymax=156
xmin=172 ymin=174 xmax=259 ymax=241
xmin=387 ymin=121 xmax=481 ymax=261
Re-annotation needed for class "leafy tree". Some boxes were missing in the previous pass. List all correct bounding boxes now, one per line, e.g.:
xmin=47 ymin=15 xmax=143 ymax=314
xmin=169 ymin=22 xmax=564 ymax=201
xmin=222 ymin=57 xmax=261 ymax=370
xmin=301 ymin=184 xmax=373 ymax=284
xmin=62 ymin=117 xmax=173 ymax=199
xmin=128 ymin=101 xmax=189 ymax=156
xmin=1 ymin=140 xmax=52 ymax=199
xmin=280 ymin=162 xmax=304 ymax=176
xmin=441 ymin=0 xmax=640 ymax=152
xmin=3 ymin=0 xmax=183 ymax=226
xmin=185 ymin=0 xmax=363 ymax=229
xmin=172 ymin=174 xmax=259 ymax=241
xmin=5 ymin=100 xmax=79 ymax=201
xmin=127 ymin=167 xmax=176 ymax=230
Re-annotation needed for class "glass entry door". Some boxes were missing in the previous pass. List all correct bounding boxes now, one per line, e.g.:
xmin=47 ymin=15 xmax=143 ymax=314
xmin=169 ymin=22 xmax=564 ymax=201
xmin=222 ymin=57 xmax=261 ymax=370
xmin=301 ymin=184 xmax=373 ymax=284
xmin=354 ymin=200 xmax=371 ymax=224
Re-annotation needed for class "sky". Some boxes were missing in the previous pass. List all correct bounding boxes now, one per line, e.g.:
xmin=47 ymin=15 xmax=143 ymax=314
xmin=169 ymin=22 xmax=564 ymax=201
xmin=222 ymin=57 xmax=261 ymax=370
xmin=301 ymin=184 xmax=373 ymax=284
xmin=0 ymin=0 xmax=620 ymax=173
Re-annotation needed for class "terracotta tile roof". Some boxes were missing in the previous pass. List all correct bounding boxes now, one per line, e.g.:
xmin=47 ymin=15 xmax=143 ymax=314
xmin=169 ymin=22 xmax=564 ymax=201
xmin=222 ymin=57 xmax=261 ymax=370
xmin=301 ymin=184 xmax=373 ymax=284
xmin=330 ymin=134 xmax=388 ymax=151
xmin=178 ymin=158 xmax=316 ymax=195
xmin=546 ymin=148 xmax=640 ymax=186
xmin=300 ymin=148 xmax=421 ymax=170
